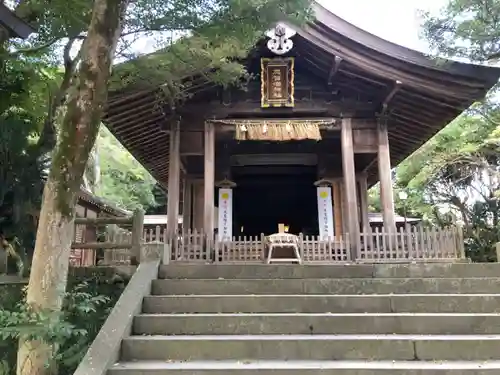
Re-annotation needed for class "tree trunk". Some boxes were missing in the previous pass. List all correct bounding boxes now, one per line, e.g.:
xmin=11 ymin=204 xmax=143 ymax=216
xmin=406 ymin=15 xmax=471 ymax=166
xmin=16 ymin=1 xmax=128 ymax=374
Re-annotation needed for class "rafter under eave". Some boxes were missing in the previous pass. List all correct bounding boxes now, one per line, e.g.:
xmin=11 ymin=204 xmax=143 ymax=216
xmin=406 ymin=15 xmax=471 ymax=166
xmin=381 ymin=80 xmax=403 ymax=115
xmin=327 ymin=56 xmax=342 ymax=85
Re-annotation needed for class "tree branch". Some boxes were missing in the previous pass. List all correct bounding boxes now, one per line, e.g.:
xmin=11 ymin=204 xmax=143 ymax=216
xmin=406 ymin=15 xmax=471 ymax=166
xmin=37 ymin=36 xmax=83 ymax=151
xmin=8 ymin=37 xmax=62 ymax=57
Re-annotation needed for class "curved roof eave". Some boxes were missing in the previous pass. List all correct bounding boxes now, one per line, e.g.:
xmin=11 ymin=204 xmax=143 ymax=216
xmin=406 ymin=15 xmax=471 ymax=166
xmin=311 ymin=2 xmax=500 ymax=86
xmin=0 ymin=4 xmax=36 ymax=39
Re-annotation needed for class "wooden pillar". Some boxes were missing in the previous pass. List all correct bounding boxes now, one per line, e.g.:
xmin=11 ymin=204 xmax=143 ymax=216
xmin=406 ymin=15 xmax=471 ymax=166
xmin=166 ymin=121 xmax=180 ymax=240
xmin=192 ymin=179 xmax=204 ymax=231
xmin=358 ymin=174 xmax=370 ymax=231
xmin=340 ymin=181 xmax=348 ymax=236
xmin=341 ymin=118 xmax=359 ymax=256
xmin=377 ymin=121 xmax=396 ymax=230
xmin=204 ymin=121 xmax=215 ymax=241
xmin=332 ymin=180 xmax=343 ymax=239
xmin=182 ymin=178 xmax=193 ymax=231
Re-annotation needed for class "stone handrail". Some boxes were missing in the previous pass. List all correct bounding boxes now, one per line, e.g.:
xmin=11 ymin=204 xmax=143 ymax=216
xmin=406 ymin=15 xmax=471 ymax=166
xmin=73 ymin=259 xmax=159 ymax=375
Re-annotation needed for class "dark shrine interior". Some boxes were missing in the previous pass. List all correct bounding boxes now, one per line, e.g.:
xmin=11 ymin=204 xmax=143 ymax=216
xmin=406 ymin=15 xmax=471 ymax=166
xmin=210 ymin=139 xmax=374 ymax=237
xmin=230 ymin=165 xmax=319 ymax=237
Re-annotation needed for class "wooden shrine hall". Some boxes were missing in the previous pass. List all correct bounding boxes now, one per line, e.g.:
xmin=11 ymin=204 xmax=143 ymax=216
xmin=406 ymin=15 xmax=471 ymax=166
xmin=103 ymin=3 xmax=500 ymax=263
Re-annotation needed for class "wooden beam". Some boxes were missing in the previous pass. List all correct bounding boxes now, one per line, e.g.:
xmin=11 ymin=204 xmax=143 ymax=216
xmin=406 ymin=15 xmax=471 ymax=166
xmin=180 ymin=131 xmax=203 ymax=155
xmin=340 ymin=181 xmax=348 ymax=237
xmin=147 ymin=153 xmax=170 ymax=165
xmin=120 ymin=127 xmax=167 ymax=149
xmin=125 ymin=132 xmax=167 ymax=149
xmin=391 ymin=110 xmax=441 ymax=130
xmin=182 ymin=178 xmax=193 ymax=231
xmin=398 ymin=88 xmax=464 ymax=110
xmin=74 ymin=217 xmax=131 ymax=225
xmin=381 ymin=80 xmax=402 ymax=114
xmin=135 ymin=144 xmax=169 ymax=161
xmin=112 ymin=117 xmax=163 ymax=138
xmin=71 ymin=242 xmax=132 ymax=250
xmin=339 ymin=68 xmax=388 ymax=87
xmin=352 ymin=127 xmax=377 ymax=154
xmin=362 ymin=155 xmax=377 ymax=174
xmin=204 ymin=122 xmax=215 ymax=243
xmin=300 ymin=56 xmax=329 ymax=74
xmin=192 ymin=179 xmax=204 ymax=230
xmin=357 ymin=173 xmax=370 ymax=231
xmin=341 ymin=118 xmax=359 ymax=257
xmin=180 ymin=159 xmax=186 ymax=174
xmin=393 ymin=94 xmax=458 ymax=116
xmin=332 ymin=180 xmax=343 ymax=238
xmin=328 ymin=56 xmax=342 ymax=85
xmin=166 ymin=121 xmax=181 ymax=240
xmin=109 ymin=107 xmax=161 ymax=129
xmin=377 ymin=120 xmax=396 ymax=230
xmin=104 ymin=94 xmax=156 ymax=120
xmin=107 ymin=88 xmax=156 ymax=107
xmin=176 ymin=99 xmax=376 ymax=119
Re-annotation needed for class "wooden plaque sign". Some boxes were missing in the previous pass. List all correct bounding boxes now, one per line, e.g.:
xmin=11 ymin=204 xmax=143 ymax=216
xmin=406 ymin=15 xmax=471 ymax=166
xmin=261 ymin=57 xmax=295 ymax=108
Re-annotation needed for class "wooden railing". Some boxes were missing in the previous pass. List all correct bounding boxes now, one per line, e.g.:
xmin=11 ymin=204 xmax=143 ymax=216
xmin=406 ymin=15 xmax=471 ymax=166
xmin=143 ymin=226 xmax=166 ymax=243
xmin=74 ymin=222 xmax=466 ymax=266
xmin=71 ymin=209 xmax=144 ymax=266
xmin=155 ymin=226 xmax=464 ymax=264
xmin=358 ymin=226 xmax=465 ymax=262
xmin=215 ymin=235 xmax=266 ymax=263
xmin=176 ymin=229 xmax=207 ymax=261
xmin=101 ymin=228 xmax=132 ymax=265
xmin=301 ymin=235 xmax=350 ymax=263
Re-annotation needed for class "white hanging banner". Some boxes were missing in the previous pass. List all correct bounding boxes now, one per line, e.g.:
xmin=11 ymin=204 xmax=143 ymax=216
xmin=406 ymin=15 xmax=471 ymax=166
xmin=317 ymin=186 xmax=334 ymax=240
xmin=218 ymin=188 xmax=233 ymax=241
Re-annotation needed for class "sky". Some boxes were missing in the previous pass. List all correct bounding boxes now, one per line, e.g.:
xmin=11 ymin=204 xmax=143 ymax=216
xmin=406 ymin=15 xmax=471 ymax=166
xmin=131 ymin=0 xmax=449 ymax=56
xmin=317 ymin=0 xmax=448 ymax=53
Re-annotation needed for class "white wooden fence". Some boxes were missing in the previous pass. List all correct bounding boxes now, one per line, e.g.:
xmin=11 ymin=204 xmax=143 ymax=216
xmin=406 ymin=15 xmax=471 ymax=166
xmin=358 ymin=226 xmax=465 ymax=262
xmin=176 ymin=229 xmax=207 ymax=261
xmin=301 ymin=235 xmax=350 ymax=263
xmin=215 ymin=235 xmax=266 ymax=263
xmin=93 ymin=225 xmax=465 ymax=266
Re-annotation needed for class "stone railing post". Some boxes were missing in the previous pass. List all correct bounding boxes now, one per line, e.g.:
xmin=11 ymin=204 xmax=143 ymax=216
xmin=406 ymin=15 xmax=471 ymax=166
xmin=131 ymin=208 xmax=144 ymax=264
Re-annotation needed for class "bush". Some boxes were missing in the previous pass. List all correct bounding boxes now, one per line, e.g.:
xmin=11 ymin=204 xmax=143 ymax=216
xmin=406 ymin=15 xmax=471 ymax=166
xmin=0 ymin=270 xmax=127 ymax=375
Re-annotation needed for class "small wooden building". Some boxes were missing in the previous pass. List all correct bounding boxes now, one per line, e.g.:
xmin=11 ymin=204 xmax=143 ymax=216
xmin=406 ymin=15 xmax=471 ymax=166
xmin=102 ymin=3 xmax=500 ymax=261
xmin=368 ymin=213 xmax=420 ymax=230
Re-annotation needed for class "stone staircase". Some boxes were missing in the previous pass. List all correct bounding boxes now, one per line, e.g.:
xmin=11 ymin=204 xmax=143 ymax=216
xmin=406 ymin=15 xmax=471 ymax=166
xmin=108 ymin=263 xmax=500 ymax=374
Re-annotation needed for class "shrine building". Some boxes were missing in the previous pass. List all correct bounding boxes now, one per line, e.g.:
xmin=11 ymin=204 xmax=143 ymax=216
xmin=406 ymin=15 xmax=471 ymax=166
xmin=102 ymin=3 xmax=500 ymax=261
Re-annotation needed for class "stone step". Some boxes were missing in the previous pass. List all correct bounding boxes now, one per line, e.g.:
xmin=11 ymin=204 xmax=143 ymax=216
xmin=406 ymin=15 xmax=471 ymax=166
xmin=159 ymin=263 xmax=495 ymax=280
xmin=108 ymin=360 xmax=500 ymax=375
xmin=142 ymin=294 xmax=500 ymax=314
xmin=133 ymin=313 xmax=500 ymax=335
xmin=120 ymin=334 xmax=500 ymax=361
xmin=151 ymin=278 xmax=500 ymax=295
